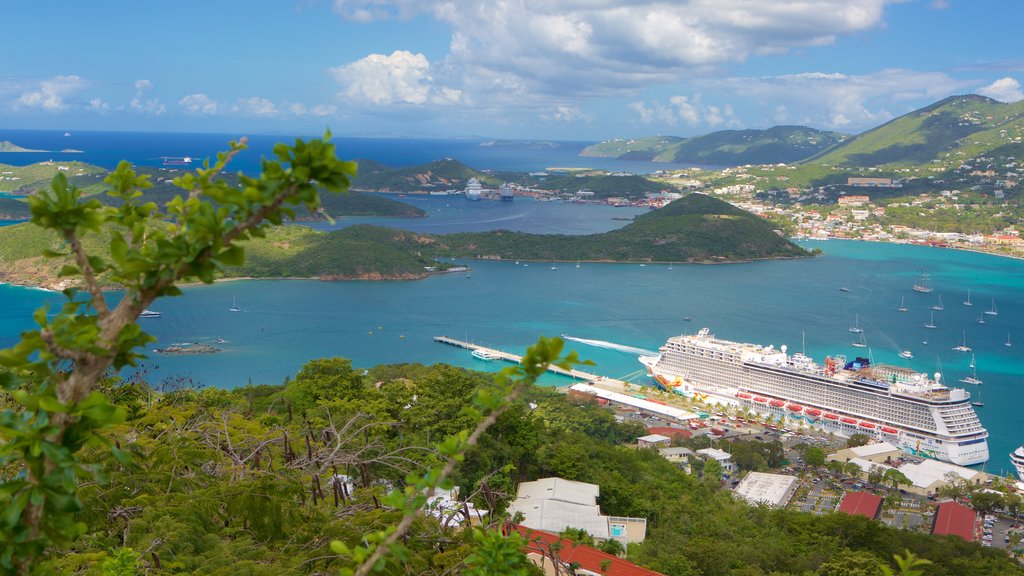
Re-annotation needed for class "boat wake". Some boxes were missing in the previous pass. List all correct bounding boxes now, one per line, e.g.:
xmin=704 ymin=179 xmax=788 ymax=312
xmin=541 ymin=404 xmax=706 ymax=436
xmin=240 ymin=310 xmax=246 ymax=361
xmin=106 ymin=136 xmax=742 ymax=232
xmin=561 ymin=335 xmax=657 ymax=357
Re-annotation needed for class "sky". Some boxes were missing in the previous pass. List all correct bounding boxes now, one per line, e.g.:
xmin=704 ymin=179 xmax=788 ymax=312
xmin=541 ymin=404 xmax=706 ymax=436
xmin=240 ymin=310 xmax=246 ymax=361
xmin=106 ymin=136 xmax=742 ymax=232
xmin=2 ymin=0 xmax=1022 ymax=141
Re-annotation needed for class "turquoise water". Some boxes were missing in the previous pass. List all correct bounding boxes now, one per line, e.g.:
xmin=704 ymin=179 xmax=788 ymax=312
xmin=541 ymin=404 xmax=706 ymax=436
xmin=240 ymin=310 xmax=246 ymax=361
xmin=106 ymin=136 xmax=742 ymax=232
xmin=2 ymin=239 xmax=1021 ymax=474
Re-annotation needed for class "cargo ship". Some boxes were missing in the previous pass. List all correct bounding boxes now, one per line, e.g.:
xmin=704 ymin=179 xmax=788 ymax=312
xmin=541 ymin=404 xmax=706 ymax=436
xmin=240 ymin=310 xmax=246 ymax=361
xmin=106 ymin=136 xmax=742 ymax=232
xmin=639 ymin=328 xmax=989 ymax=466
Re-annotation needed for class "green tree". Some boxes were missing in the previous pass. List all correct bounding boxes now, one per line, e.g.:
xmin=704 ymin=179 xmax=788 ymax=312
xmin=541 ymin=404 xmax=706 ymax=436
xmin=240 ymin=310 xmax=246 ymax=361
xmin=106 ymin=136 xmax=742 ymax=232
xmin=816 ymin=550 xmax=883 ymax=576
xmin=879 ymin=549 xmax=931 ymax=576
xmin=0 ymin=135 xmax=356 ymax=575
xmin=867 ymin=465 xmax=885 ymax=487
xmin=848 ymin=433 xmax=872 ymax=448
xmin=805 ymin=446 xmax=826 ymax=468
xmin=598 ymin=538 xmax=624 ymax=557
xmin=882 ymin=468 xmax=910 ymax=492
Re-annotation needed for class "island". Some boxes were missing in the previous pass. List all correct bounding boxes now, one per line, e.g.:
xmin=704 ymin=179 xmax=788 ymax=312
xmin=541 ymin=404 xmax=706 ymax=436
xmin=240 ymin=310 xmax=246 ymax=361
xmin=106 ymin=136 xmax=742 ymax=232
xmin=0 ymin=140 xmax=47 ymax=153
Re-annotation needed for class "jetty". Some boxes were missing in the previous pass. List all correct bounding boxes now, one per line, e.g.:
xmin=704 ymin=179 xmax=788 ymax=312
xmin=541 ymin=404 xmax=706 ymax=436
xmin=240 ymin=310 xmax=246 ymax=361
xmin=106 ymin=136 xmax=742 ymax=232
xmin=433 ymin=336 xmax=630 ymax=390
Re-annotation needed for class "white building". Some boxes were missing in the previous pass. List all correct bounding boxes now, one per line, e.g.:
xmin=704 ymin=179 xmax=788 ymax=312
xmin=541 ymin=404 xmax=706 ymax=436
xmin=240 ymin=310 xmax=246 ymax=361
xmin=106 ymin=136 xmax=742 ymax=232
xmin=508 ymin=477 xmax=647 ymax=544
xmin=733 ymin=472 xmax=799 ymax=507
xmin=696 ymin=447 xmax=736 ymax=474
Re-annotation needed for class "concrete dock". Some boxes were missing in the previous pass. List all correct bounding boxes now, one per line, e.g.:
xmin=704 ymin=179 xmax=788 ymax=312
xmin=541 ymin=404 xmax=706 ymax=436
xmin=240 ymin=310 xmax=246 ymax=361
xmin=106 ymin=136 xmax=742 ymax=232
xmin=433 ymin=336 xmax=631 ymax=391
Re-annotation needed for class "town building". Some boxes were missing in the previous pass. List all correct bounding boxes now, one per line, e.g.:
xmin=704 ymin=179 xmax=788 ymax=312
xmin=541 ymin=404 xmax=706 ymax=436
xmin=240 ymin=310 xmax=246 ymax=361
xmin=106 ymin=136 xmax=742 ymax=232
xmin=931 ymin=501 xmax=976 ymax=541
xmin=508 ymin=478 xmax=647 ymax=545
xmin=733 ymin=472 xmax=799 ymax=507
xmin=696 ymin=447 xmax=736 ymax=475
xmin=838 ymin=194 xmax=871 ymax=205
xmin=837 ymin=491 xmax=883 ymax=520
xmin=507 ymin=524 xmax=666 ymax=576
xmin=637 ymin=434 xmax=672 ymax=449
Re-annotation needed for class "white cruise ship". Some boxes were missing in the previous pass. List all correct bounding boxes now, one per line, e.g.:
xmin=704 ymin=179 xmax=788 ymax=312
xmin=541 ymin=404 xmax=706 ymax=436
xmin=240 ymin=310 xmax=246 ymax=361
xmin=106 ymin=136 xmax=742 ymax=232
xmin=1011 ymin=446 xmax=1024 ymax=481
xmin=464 ymin=177 xmax=483 ymax=200
xmin=639 ymin=328 xmax=989 ymax=466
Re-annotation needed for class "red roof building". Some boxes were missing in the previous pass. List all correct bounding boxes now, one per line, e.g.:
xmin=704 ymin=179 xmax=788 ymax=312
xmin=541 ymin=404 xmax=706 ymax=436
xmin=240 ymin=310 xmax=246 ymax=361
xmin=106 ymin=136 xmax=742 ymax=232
xmin=837 ymin=491 xmax=883 ymax=520
xmin=932 ymin=501 xmax=976 ymax=541
xmin=646 ymin=426 xmax=692 ymax=440
xmin=507 ymin=524 xmax=665 ymax=576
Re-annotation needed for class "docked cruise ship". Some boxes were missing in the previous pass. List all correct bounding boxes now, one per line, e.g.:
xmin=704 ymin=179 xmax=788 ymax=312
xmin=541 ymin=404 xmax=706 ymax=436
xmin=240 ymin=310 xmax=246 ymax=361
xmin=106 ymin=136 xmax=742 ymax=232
xmin=1011 ymin=446 xmax=1024 ymax=481
xmin=639 ymin=328 xmax=989 ymax=466
xmin=464 ymin=177 xmax=483 ymax=200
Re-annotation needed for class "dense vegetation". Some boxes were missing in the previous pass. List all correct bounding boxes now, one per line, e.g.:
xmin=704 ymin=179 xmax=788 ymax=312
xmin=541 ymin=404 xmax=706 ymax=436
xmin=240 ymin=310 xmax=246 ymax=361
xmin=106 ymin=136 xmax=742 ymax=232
xmin=432 ymin=193 xmax=810 ymax=262
xmin=350 ymin=158 xmax=507 ymax=192
xmin=808 ymin=95 xmax=1024 ymax=168
xmin=581 ymin=127 xmax=847 ymax=166
xmin=23 ymin=359 xmax=1021 ymax=575
xmin=534 ymin=174 xmax=668 ymax=197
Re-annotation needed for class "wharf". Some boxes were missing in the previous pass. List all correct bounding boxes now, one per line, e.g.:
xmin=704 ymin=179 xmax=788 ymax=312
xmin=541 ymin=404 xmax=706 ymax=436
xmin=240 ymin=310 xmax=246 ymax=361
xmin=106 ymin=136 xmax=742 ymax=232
xmin=433 ymin=336 xmax=631 ymax=392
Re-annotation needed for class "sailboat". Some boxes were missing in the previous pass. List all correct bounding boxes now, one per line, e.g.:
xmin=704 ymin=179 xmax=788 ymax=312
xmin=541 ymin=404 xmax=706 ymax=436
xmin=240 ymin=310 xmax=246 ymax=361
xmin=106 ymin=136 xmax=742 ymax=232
xmin=551 ymin=262 xmax=558 ymax=271
xmin=963 ymin=289 xmax=972 ymax=306
xmin=576 ymin=260 xmax=581 ymax=269
xmin=984 ymin=299 xmax=998 ymax=316
xmin=960 ymin=355 xmax=983 ymax=386
xmin=930 ymin=294 xmax=944 ymax=311
xmin=912 ymin=271 xmax=933 ymax=293
xmin=229 ymin=297 xmax=241 ymax=312
xmin=898 ymin=297 xmax=908 ymax=312
xmin=849 ymin=314 xmax=864 ymax=334
xmin=852 ymin=333 xmax=867 ymax=348
xmin=972 ymin=387 xmax=984 ymax=408
xmin=924 ymin=311 xmax=937 ymax=329
xmin=922 ymin=331 xmax=928 ymax=345
xmin=952 ymin=330 xmax=971 ymax=352
xmin=1006 ymin=333 xmax=1013 ymax=348
xmin=977 ymin=316 xmax=986 ymax=325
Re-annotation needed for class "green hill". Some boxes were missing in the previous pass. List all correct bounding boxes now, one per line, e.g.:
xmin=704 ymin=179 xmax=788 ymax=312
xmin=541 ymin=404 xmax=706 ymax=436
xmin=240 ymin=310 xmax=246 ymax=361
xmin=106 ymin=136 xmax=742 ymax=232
xmin=431 ymin=193 xmax=809 ymax=262
xmin=581 ymin=126 xmax=846 ymax=166
xmin=0 ymin=194 xmax=808 ymax=288
xmin=350 ymin=158 xmax=503 ymax=192
xmin=809 ymin=94 xmax=1024 ymax=167
xmin=535 ymin=173 xmax=667 ymax=197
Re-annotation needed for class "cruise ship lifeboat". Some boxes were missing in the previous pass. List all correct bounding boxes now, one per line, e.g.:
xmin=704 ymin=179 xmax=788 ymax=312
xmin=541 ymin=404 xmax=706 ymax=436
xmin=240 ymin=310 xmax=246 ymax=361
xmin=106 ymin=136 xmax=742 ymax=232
xmin=824 ymin=413 xmax=839 ymax=420
xmin=786 ymin=404 xmax=803 ymax=412
xmin=858 ymin=421 xmax=876 ymax=430
xmin=736 ymin=393 xmax=752 ymax=400
xmin=880 ymin=426 xmax=898 ymax=434
xmin=769 ymin=400 xmax=785 ymax=407
xmin=753 ymin=397 xmax=768 ymax=403
xmin=840 ymin=417 xmax=857 ymax=425
xmin=805 ymin=408 xmax=822 ymax=417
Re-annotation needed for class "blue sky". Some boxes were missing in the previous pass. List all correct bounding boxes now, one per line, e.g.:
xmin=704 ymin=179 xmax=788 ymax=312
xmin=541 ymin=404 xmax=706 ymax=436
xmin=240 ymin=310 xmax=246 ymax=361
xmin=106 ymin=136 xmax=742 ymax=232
xmin=2 ymin=0 xmax=1022 ymax=140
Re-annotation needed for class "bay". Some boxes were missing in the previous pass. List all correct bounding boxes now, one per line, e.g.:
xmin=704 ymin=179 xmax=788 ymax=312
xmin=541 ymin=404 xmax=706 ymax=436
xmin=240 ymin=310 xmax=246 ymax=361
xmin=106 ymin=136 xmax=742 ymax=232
xmin=2 ymin=238 xmax=1021 ymax=475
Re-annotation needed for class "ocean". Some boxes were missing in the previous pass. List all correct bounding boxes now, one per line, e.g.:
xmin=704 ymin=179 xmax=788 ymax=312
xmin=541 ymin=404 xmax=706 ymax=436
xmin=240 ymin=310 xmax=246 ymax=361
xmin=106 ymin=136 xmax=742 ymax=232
xmin=0 ymin=129 xmax=711 ymax=174
xmin=0 ymin=130 xmax=1021 ymax=475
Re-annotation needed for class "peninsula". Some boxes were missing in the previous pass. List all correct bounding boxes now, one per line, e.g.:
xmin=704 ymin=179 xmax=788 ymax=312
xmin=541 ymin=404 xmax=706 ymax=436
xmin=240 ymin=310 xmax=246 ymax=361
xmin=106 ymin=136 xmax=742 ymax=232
xmin=0 ymin=193 xmax=807 ymax=290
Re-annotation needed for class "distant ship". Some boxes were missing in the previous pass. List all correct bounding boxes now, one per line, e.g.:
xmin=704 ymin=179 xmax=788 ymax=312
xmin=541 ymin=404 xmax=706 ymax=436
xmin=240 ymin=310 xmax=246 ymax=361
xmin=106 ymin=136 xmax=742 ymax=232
xmin=139 ymin=309 xmax=161 ymax=318
xmin=899 ymin=349 xmax=913 ymax=359
xmin=162 ymin=156 xmax=193 ymax=166
xmin=912 ymin=272 xmax=933 ymax=293
xmin=640 ymin=328 xmax=989 ymax=465
xmin=499 ymin=182 xmax=514 ymax=201
xmin=464 ymin=177 xmax=483 ymax=201
xmin=1012 ymin=446 xmax=1024 ymax=481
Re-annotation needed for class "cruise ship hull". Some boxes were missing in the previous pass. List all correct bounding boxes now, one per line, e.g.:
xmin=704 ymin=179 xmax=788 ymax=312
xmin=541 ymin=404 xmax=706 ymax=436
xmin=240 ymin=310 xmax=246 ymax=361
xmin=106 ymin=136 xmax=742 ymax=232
xmin=640 ymin=329 xmax=989 ymax=467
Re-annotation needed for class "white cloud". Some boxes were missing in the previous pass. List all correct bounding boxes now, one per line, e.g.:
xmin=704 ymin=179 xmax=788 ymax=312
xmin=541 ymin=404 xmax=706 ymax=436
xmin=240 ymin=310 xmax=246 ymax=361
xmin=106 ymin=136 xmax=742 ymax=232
xmin=708 ymin=69 xmax=971 ymax=130
xmin=232 ymin=97 xmax=279 ymax=117
xmin=287 ymin=102 xmax=338 ymax=117
xmin=88 ymin=98 xmax=110 ymax=113
xmin=632 ymin=94 xmax=741 ymax=129
xmin=330 ymin=50 xmax=460 ymax=106
xmin=929 ymin=0 xmax=950 ymax=9
xmin=178 ymin=93 xmax=219 ymax=115
xmin=977 ymin=77 xmax=1024 ymax=103
xmin=330 ymin=0 xmax=899 ymax=97
xmin=15 ymin=75 xmax=85 ymax=112
xmin=135 ymin=79 xmax=153 ymax=91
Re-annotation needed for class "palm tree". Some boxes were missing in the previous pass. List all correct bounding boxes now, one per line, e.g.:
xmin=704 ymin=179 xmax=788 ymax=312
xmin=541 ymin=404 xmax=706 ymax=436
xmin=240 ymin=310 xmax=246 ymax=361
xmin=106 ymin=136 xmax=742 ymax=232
xmin=883 ymin=468 xmax=911 ymax=492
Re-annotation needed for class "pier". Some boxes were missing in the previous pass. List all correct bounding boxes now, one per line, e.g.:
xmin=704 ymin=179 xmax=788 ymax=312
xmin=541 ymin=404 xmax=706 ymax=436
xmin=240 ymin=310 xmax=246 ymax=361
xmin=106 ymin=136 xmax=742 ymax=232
xmin=433 ymin=336 xmax=630 ymax=390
